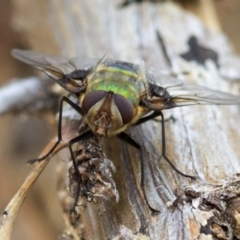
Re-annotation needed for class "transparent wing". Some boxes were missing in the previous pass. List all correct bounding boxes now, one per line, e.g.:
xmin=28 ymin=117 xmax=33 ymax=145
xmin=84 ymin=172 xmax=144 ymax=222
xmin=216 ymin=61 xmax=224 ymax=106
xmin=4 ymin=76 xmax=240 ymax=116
xmin=11 ymin=49 xmax=100 ymax=93
xmin=147 ymin=71 xmax=240 ymax=106
xmin=169 ymin=84 xmax=240 ymax=106
xmin=147 ymin=70 xmax=183 ymax=89
xmin=11 ymin=49 xmax=97 ymax=79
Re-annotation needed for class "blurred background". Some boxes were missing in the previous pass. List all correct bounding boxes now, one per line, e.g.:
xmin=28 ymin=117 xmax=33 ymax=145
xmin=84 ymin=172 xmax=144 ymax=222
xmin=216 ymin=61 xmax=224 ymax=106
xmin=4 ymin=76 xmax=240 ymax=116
xmin=0 ymin=1 xmax=62 ymax=239
xmin=0 ymin=1 xmax=240 ymax=239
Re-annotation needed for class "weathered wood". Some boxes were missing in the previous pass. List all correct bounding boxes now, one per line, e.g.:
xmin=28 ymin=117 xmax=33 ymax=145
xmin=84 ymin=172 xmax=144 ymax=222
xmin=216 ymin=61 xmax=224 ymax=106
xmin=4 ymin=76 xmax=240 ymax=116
xmin=6 ymin=0 xmax=240 ymax=239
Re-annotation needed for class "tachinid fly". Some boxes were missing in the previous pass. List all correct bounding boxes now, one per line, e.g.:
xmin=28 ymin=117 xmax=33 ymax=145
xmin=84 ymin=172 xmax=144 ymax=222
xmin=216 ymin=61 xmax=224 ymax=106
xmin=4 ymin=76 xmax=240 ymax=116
xmin=11 ymin=49 xmax=240 ymax=211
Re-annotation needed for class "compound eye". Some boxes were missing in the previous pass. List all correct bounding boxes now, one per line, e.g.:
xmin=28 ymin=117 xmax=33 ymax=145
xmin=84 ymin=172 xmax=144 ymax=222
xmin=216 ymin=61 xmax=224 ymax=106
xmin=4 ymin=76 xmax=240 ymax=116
xmin=113 ymin=94 xmax=134 ymax=124
xmin=82 ymin=90 xmax=106 ymax=114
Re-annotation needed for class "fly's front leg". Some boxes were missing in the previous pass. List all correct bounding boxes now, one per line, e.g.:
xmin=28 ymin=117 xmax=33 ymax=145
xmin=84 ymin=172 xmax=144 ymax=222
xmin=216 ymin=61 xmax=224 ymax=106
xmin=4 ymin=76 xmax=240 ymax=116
xmin=27 ymin=96 xmax=83 ymax=164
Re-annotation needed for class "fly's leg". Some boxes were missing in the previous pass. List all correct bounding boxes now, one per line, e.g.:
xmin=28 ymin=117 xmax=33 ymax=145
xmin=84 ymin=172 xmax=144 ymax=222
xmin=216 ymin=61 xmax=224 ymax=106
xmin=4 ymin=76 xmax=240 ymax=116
xmin=153 ymin=115 xmax=176 ymax=124
xmin=134 ymin=111 xmax=196 ymax=179
xmin=68 ymin=130 xmax=94 ymax=213
xmin=27 ymin=96 xmax=83 ymax=164
xmin=117 ymin=132 xmax=158 ymax=212
xmin=134 ymin=111 xmax=175 ymax=125
xmin=134 ymin=111 xmax=162 ymax=126
xmin=119 ymin=112 xmax=196 ymax=211
xmin=157 ymin=111 xmax=196 ymax=179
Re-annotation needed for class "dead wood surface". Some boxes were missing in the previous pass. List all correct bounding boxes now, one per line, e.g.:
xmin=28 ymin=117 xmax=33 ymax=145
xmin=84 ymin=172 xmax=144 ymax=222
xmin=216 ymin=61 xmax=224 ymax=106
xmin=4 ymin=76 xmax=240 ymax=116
xmin=2 ymin=0 xmax=240 ymax=239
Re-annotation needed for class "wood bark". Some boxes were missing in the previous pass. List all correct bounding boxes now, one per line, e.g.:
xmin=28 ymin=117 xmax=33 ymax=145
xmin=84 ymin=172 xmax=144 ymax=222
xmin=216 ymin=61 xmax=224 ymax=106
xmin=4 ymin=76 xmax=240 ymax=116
xmin=4 ymin=0 xmax=240 ymax=239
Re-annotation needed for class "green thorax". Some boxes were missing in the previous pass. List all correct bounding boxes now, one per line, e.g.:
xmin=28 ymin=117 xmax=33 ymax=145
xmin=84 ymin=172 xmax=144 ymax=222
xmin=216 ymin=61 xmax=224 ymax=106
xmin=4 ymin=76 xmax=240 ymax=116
xmin=86 ymin=61 xmax=147 ymax=106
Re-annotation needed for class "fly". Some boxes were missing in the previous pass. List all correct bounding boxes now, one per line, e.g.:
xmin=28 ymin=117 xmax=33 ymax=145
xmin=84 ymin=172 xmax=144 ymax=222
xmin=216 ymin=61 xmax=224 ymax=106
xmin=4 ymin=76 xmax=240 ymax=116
xmin=11 ymin=49 xmax=240 ymax=212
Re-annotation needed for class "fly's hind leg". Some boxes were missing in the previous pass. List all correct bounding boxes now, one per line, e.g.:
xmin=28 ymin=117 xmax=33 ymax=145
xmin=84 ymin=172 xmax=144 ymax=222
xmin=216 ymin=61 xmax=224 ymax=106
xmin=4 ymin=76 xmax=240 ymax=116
xmin=27 ymin=96 xmax=83 ymax=164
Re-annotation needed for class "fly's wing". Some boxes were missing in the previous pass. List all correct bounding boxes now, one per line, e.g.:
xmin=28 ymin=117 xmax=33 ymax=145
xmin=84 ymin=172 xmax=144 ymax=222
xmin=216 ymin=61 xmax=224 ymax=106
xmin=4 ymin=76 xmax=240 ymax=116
xmin=147 ymin=70 xmax=183 ymax=89
xmin=12 ymin=49 xmax=77 ymax=78
xmin=168 ymin=83 xmax=240 ymax=106
xmin=146 ymin=71 xmax=240 ymax=108
xmin=11 ymin=49 xmax=97 ymax=93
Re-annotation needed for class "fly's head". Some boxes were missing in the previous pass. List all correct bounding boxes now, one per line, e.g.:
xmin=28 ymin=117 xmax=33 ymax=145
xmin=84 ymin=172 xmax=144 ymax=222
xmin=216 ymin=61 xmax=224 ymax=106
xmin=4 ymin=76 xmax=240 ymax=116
xmin=81 ymin=90 xmax=134 ymax=137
